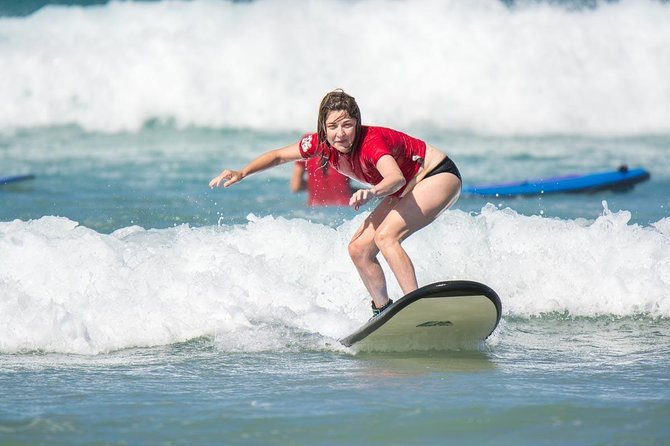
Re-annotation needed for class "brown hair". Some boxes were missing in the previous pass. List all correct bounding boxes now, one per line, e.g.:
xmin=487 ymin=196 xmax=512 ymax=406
xmin=316 ymin=89 xmax=362 ymax=152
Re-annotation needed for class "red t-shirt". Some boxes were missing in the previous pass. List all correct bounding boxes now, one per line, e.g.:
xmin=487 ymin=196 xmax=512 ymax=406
xmin=298 ymin=126 xmax=426 ymax=197
xmin=299 ymin=157 xmax=352 ymax=207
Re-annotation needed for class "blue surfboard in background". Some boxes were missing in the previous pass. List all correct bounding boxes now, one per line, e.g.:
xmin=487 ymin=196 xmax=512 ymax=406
xmin=463 ymin=166 xmax=650 ymax=197
xmin=0 ymin=174 xmax=35 ymax=186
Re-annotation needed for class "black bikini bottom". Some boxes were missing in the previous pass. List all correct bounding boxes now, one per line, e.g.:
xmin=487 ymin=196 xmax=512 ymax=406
xmin=424 ymin=155 xmax=462 ymax=182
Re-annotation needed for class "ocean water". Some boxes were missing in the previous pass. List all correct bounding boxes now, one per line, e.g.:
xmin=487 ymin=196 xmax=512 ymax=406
xmin=1 ymin=0 xmax=670 ymax=445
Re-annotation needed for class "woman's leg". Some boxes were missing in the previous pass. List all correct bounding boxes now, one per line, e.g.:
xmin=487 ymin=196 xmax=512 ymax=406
xmin=374 ymin=173 xmax=461 ymax=295
xmin=348 ymin=198 xmax=397 ymax=308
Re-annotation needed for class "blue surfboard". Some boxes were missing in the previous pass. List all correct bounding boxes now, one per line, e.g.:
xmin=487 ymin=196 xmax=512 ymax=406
xmin=463 ymin=166 xmax=649 ymax=197
xmin=0 ymin=174 xmax=35 ymax=186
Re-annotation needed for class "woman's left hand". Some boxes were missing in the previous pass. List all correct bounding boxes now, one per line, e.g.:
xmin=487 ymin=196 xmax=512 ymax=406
xmin=349 ymin=189 xmax=376 ymax=210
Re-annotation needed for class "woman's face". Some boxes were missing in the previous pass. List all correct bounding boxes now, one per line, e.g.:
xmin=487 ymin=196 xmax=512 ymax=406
xmin=325 ymin=110 xmax=357 ymax=154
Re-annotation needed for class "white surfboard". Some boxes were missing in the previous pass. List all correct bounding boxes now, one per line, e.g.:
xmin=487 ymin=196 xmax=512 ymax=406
xmin=339 ymin=280 xmax=502 ymax=352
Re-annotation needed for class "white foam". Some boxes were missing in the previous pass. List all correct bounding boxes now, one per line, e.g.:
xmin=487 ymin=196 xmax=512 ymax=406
xmin=0 ymin=0 xmax=669 ymax=135
xmin=1 ymin=204 xmax=668 ymax=354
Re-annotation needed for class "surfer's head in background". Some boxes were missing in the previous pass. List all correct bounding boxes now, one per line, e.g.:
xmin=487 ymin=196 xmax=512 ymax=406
xmin=317 ymin=89 xmax=361 ymax=155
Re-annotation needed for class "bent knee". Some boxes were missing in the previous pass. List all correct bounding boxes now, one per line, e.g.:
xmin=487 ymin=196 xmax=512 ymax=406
xmin=348 ymin=238 xmax=371 ymax=265
xmin=373 ymin=227 xmax=401 ymax=252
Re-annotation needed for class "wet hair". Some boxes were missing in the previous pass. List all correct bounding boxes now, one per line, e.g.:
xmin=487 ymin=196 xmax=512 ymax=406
xmin=316 ymin=89 xmax=362 ymax=152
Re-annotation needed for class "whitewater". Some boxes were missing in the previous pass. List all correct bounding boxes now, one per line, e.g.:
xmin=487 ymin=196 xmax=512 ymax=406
xmin=1 ymin=203 xmax=667 ymax=355
xmin=0 ymin=0 xmax=669 ymax=135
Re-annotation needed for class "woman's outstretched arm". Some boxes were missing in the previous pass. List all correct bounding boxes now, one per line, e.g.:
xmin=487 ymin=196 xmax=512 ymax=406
xmin=209 ymin=142 xmax=302 ymax=188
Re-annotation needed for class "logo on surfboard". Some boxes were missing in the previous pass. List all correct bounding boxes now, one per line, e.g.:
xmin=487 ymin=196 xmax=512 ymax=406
xmin=416 ymin=321 xmax=453 ymax=327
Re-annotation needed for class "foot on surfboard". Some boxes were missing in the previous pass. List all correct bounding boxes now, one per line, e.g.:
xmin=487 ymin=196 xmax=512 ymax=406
xmin=370 ymin=299 xmax=394 ymax=319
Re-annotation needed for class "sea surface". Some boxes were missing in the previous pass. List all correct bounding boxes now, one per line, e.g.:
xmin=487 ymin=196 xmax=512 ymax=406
xmin=1 ymin=0 xmax=669 ymax=445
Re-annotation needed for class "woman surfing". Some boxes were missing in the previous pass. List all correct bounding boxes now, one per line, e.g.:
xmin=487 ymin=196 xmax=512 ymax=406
xmin=210 ymin=89 xmax=461 ymax=317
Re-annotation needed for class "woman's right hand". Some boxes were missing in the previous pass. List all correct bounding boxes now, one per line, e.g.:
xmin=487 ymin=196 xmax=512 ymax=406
xmin=209 ymin=169 xmax=244 ymax=188
xmin=349 ymin=188 xmax=376 ymax=210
